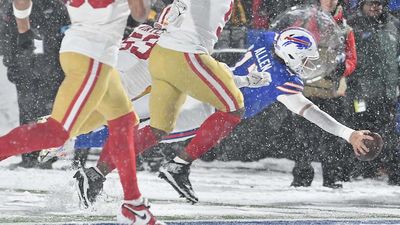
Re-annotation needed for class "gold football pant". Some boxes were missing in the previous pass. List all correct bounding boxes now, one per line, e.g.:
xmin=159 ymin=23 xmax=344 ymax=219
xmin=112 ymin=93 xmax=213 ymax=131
xmin=53 ymin=52 xmax=138 ymax=137
xmin=148 ymin=44 xmax=244 ymax=133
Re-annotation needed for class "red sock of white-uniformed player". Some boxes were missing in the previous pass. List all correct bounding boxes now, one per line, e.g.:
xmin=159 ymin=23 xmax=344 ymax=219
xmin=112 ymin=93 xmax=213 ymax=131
xmin=184 ymin=111 xmax=241 ymax=160
xmin=0 ymin=118 xmax=69 ymax=160
xmin=106 ymin=112 xmax=141 ymax=200
xmin=97 ymin=125 xmax=159 ymax=173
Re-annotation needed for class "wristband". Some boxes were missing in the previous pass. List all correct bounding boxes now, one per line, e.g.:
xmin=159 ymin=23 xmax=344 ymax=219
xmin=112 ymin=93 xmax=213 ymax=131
xmin=13 ymin=1 xmax=32 ymax=19
xmin=233 ymin=75 xmax=249 ymax=88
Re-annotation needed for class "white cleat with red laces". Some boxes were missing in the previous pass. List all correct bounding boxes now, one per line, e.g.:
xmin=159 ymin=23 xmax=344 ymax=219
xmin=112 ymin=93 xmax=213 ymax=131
xmin=118 ymin=198 xmax=166 ymax=225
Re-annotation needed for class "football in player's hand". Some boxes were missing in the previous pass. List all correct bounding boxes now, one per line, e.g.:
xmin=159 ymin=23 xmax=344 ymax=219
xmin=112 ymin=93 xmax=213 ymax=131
xmin=357 ymin=132 xmax=383 ymax=161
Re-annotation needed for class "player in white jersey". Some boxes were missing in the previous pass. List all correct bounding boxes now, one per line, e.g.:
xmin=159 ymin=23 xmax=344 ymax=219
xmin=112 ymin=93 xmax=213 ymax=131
xmin=0 ymin=0 xmax=164 ymax=224
xmin=157 ymin=0 xmax=232 ymax=54
xmin=144 ymin=0 xmax=246 ymax=204
xmin=68 ymin=5 xmax=270 ymax=208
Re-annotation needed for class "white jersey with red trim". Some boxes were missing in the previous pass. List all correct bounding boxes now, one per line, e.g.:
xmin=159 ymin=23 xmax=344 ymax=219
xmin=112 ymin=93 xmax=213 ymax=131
xmin=157 ymin=0 xmax=233 ymax=54
xmin=60 ymin=0 xmax=130 ymax=67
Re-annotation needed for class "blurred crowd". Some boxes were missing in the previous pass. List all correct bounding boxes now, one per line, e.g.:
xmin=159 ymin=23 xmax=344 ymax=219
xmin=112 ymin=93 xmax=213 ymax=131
xmin=1 ymin=0 xmax=400 ymax=189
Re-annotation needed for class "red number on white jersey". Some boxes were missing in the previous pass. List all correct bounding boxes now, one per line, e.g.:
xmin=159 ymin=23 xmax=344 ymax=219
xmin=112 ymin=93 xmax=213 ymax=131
xmin=67 ymin=0 xmax=114 ymax=8
xmin=120 ymin=28 xmax=162 ymax=60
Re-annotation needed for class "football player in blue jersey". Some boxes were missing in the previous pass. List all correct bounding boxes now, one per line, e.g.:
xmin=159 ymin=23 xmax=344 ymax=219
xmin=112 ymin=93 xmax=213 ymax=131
xmin=158 ymin=27 xmax=374 ymax=203
xmin=68 ymin=27 xmax=374 ymax=205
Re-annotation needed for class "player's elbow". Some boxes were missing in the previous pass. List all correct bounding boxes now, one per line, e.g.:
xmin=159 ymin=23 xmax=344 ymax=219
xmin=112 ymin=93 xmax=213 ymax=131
xmin=130 ymin=7 xmax=148 ymax=23
xmin=298 ymin=103 xmax=314 ymax=117
xmin=130 ymin=12 xmax=146 ymax=23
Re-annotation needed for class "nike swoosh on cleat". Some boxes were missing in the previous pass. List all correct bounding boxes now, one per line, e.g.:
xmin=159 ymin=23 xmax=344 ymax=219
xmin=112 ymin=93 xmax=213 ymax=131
xmin=124 ymin=204 xmax=148 ymax=221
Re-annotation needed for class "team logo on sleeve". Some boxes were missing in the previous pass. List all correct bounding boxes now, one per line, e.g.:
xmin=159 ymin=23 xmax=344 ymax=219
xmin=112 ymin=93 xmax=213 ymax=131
xmin=282 ymin=35 xmax=312 ymax=50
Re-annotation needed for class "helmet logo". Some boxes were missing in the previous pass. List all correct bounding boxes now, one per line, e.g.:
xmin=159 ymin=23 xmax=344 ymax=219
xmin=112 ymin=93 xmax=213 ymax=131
xmin=282 ymin=35 xmax=312 ymax=50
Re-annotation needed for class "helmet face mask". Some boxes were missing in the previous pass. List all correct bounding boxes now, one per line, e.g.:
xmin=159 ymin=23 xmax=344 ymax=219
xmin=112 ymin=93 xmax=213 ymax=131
xmin=299 ymin=54 xmax=320 ymax=79
xmin=274 ymin=27 xmax=320 ymax=80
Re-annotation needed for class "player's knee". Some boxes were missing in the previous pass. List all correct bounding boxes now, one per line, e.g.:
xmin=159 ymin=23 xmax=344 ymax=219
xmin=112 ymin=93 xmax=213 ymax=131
xmin=150 ymin=126 xmax=168 ymax=140
xmin=42 ymin=117 xmax=70 ymax=145
xmin=229 ymin=107 xmax=245 ymax=118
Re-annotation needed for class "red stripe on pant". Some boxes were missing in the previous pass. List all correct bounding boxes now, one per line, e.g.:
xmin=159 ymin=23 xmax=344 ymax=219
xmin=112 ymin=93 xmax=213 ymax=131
xmin=184 ymin=53 xmax=231 ymax=111
xmin=61 ymin=59 xmax=95 ymax=128
xmin=61 ymin=60 xmax=102 ymax=133
xmin=193 ymin=54 xmax=240 ymax=110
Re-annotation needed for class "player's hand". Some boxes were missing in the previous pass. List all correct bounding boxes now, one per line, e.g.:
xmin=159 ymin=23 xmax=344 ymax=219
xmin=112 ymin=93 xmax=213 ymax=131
xmin=246 ymin=70 xmax=272 ymax=88
xmin=349 ymin=130 xmax=373 ymax=157
xmin=17 ymin=29 xmax=34 ymax=50
xmin=164 ymin=0 xmax=187 ymax=27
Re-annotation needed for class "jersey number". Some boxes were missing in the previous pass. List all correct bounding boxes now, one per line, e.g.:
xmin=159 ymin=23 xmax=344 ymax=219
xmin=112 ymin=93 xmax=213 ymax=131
xmin=120 ymin=32 xmax=160 ymax=60
xmin=67 ymin=0 xmax=114 ymax=9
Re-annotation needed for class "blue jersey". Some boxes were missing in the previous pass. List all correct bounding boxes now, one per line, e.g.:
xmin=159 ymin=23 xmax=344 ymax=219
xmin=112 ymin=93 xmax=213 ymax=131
xmin=234 ymin=31 xmax=304 ymax=118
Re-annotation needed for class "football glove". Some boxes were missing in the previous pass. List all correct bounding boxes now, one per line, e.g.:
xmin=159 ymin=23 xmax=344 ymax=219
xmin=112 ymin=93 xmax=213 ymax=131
xmin=17 ymin=29 xmax=34 ymax=50
xmin=156 ymin=0 xmax=187 ymax=29
xmin=38 ymin=146 xmax=66 ymax=163
xmin=246 ymin=70 xmax=272 ymax=88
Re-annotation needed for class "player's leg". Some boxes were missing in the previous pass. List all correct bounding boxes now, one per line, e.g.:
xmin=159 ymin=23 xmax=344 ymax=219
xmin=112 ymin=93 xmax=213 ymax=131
xmin=94 ymin=68 xmax=140 ymax=199
xmin=36 ymin=53 xmax=115 ymax=168
xmin=164 ymin=96 xmax=215 ymax=141
xmin=177 ymin=52 xmax=244 ymax=161
xmin=0 ymin=118 xmax=69 ymax=159
xmin=71 ymin=110 xmax=108 ymax=208
xmin=0 ymin=52 xmax=113 ymax=159
xmin=95 ymin=69 xmax=161 ymax=224
xmin=123 ymin=45 xmax=190 ymax=173
xmin=51 ymin=53 xmax=117 ymax=138
xmin=75 ymin=110 xmax=107 ymax=135
xmin=74 ymin=106 xmax=165 ymax=180
xmin=152 ymin=47 xmax=244 ymax=161
xmin=88 ymin=82 xmax=183 ymax=175
xmin=149 ymin=45 xmax=244 ymax=203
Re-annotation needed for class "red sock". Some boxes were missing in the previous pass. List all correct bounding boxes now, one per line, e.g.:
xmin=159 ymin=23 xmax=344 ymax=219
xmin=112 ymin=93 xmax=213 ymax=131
xmin=107 ymin=112 xmax=141 ymax=200
xmin=97 ymin=125 xmax=159 ymax=173
xmin=184 ymin=111 xmax=241 ymax=160
xmin=0 ymin=118 xmax=69 ymax=158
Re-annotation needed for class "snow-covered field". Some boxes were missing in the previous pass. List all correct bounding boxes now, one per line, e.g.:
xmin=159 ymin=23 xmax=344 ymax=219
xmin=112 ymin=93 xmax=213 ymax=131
xmin=1 ymin=57 xmax=400 ymax=224
xmin=1 ymin=157 xmax=400 ymax=224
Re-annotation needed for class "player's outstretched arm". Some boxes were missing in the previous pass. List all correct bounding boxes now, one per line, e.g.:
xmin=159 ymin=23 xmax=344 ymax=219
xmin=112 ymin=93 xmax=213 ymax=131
xmin=277 ymin=93 xmax=373 ymax=156
xmin=127 ymin=0 xmax=151 ymax=23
